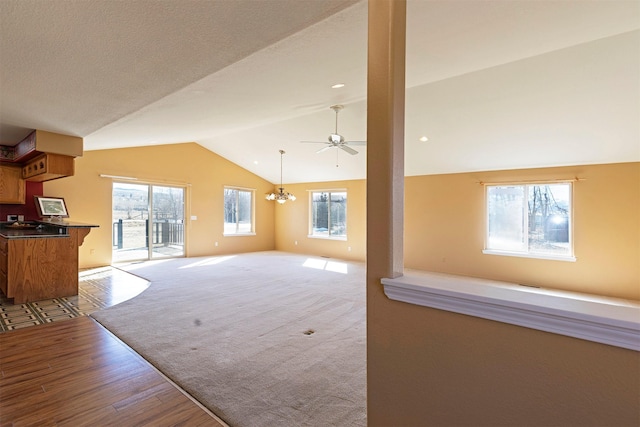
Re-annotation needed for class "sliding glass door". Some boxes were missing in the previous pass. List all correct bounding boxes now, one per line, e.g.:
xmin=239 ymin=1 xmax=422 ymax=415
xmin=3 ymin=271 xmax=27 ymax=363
xmin=112 ymin=182 xmax=185 ymax=262
xmin=150 ymin=185 xmax=185 ymax=259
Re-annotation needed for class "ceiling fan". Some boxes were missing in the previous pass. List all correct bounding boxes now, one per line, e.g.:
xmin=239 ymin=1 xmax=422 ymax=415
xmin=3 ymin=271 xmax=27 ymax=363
xmin=301 ymin=105 xmax=366 ymax=155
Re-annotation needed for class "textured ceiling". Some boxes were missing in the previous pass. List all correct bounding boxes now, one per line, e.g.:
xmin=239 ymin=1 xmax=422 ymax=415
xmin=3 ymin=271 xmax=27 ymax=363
xmin=1 ymin=0 xmax=638 ymax=184
xmin=0 ymin=0 xmax=358 ymax=141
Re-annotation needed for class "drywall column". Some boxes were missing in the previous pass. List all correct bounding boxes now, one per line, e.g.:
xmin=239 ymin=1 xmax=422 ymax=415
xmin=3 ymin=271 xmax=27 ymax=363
xmin=366 ymin=0 xmax=406 ymax=277
xmin=366 ymin=0 xmax=406 ymax=425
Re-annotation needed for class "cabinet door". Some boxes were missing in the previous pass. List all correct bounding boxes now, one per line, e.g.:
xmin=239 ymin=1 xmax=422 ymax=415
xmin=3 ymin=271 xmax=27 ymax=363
xmin=0 ymin=238 xmax=7 ymax=296
xmin=23 ymin=153 xmax=74 ymax=182
xmin=0 ymin=165 xmax=26 ymax=204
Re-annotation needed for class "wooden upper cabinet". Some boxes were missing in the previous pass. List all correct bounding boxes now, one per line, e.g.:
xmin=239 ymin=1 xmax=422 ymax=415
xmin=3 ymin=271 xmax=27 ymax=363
xmin=22 ymin=153 xmax=74 ymax=182
xmin=0 ymin=165 xmax=26 ymax=204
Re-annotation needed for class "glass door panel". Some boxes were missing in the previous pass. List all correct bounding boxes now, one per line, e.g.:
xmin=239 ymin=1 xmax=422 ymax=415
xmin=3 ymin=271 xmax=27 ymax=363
xmin=112 ymin=182 xmax=150 ymax=263
xmin=151 ymin=185 xmax=184 ymax=259
xmin=112 ymin=182 xmax=185 ymax=262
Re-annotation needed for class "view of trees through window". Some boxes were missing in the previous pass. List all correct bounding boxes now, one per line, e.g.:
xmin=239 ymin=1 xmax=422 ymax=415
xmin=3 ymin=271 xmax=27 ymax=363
xmin=224 ymin=188 xmax=253 ymax=234
xmin=487 ymin=183 xmax=571 ymax=256
xmin=112 ymin=182 xmax=184 ymax=261
xmin=311 ymin=191 xmax=347 ymax=238
xmin=113 ymin=184 xmax=184 ymax=221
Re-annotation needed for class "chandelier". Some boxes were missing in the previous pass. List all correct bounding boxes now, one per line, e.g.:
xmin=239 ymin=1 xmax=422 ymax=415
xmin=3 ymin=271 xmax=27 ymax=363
xmin=266 ymin=149 xmax=296 ymax=204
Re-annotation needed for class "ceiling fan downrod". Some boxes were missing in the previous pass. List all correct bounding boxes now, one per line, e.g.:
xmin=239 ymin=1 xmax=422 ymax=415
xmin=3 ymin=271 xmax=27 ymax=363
xmin=330 ymin=104 xmax=344 ymax=135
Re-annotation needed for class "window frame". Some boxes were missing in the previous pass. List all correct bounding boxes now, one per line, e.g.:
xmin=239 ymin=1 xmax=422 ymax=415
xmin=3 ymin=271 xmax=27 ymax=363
xmin=308 ymin=189 xmax=348 ymax=241
xmin=483 ymin=181 xmax=575 ymax=262
xmin=223 ymin=186 xmax=256 ymax=236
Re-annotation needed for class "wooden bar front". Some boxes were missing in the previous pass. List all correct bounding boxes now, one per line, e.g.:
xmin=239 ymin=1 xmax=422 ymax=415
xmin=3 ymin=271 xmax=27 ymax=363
xmin=1 ymin=228 xmax=93 ymax=303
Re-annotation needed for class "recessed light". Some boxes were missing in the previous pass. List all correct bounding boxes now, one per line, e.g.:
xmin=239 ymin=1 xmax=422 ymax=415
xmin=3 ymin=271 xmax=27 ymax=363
xmin=253 ymin=160 xmax=259 ymax=164
xmin=419 ymin=136 xmax=429 ymax=142
xmin=331 ymin=83 xmax=345 ymax=89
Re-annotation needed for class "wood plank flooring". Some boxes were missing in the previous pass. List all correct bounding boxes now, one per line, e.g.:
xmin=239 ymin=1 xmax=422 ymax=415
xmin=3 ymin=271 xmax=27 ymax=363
xmin=0 ymin=316 xmax=226 ymax=426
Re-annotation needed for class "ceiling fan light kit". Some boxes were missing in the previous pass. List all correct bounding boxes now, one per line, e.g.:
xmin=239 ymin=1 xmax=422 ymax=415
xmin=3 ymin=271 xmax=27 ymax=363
xmin=266 ymin=149 xmax=296 ymax=204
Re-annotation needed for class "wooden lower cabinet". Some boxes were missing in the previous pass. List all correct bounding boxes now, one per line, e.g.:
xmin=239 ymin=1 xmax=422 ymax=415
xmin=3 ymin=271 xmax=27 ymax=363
xmin=0 ymin=229 xmax=87 ymax=303
xmin=0 ymin=237 xmax=8 ymax=297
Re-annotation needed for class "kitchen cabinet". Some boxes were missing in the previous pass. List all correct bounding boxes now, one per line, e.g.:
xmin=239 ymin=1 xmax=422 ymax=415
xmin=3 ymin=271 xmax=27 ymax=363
xmin=0 ymin=165 xmax=26 ymax=204
xmin=0 ymin=237 xmax=7 ymax=297
xmin=0 ymin=223 xmax=96 ymax=303
xmin=0 ymin=234 xmax=77 ymax=303
xmin=22 ymin=153 xmax=74 ymax=182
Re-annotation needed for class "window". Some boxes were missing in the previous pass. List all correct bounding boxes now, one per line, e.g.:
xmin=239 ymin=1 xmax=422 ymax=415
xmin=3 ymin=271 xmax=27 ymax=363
xmin=310 ymin=191 xmax=347 ymax=239
xmin=224 ymin=187 xmax=254 ymax=235
xmin=485 ymin=182 xmax=573 ymax=260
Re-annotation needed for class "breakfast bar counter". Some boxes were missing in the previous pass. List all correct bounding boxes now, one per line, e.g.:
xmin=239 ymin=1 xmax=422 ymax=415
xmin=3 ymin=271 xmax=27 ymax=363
xmin=0 ymin=221 xmax=98 ymax=303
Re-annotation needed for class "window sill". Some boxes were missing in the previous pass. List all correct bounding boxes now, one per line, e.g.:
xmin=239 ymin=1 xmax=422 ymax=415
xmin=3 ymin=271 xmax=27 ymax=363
xmin=381 ymin=270 xmax=640 ymax=351
xmin=307 ymin=235 xmax=347 ymax=241
xmin=223 ymin=232 xmax=256 ymax=237
xmin=483 ymin=249 xmax=576 ymax=262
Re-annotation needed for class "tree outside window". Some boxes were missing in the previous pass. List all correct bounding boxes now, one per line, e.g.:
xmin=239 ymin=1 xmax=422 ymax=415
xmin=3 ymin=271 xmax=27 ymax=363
xmin=311 ymin=191 xmax=347 ymax=238
xmin=486 ymin=183 xmax=572 ymax=258
xmin=224 ymin=188 xmax=254 ymax=234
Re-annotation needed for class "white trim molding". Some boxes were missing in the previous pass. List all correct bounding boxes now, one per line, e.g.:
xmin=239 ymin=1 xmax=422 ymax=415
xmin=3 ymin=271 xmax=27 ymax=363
xmin=381 ymin=271 xmax=640 ymax=351
xmin=482 ymin=249 xmax=576 ymax=262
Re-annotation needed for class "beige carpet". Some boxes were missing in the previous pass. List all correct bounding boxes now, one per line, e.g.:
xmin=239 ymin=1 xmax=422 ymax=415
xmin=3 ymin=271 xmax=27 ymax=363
xmin=91 ymin=251 xmax=366 ymax=427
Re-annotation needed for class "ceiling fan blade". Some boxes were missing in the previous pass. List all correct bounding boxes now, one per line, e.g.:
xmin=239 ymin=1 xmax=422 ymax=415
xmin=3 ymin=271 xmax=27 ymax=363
xmin=300 ymin=141 xmax=326 ymax=144
xmin=303 ymin=105 xmax=363 ymax=157
xmin=340 ymin=145 xmax=358 ymax=155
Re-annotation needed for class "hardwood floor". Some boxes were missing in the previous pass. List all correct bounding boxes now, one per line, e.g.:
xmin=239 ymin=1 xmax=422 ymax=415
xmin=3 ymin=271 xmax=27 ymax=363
xmin=0 ymin=316 xmax=226 ymax=426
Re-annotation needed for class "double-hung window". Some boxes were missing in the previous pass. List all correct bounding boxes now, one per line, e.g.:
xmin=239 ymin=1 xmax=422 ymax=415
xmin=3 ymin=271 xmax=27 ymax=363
xmin=309 ymin=190 xmax=347 ymax=239
xmin=484 ymin=182 xmax=574 ymax=260
xmin=224 ymin=187 xmax=255 ymax=235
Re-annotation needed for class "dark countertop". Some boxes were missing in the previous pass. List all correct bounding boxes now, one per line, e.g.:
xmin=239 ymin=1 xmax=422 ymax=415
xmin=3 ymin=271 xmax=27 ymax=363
xmin=0 ymin=229 xmax=69 ymax=239
xmin=0 ymin=221 xmax=98 ymax=239
xmin=34 ymin=220 xmax=99 ymax=228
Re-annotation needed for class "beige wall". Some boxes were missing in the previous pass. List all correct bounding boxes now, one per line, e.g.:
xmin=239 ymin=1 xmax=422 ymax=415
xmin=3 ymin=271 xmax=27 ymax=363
xmin=367 ymin=294 xmax=640 ymax=426
xmin=44 ymin=143 xmax=275 ymax=268
xmin=275 ymin=162 xmax=639 ymax=300
xmin=404 ymin=162 xmax=640 ymax=300
xmin=366 ymin=163 xmax=639 ymax=426
xmin=43 ymin=145 xmax=639 ymax=299
xmin=274 ymin=179 xmax=366 ymax=261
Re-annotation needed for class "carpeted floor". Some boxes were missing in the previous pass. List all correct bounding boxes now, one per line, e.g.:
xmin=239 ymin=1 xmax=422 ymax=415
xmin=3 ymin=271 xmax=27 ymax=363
xmin=91 ymin=251 xmax=366 ymax=427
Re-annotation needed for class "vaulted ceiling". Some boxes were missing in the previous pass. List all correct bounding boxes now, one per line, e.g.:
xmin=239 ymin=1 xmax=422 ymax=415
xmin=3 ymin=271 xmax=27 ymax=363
xmin=1 ymin=0 xmax=638 ymax=184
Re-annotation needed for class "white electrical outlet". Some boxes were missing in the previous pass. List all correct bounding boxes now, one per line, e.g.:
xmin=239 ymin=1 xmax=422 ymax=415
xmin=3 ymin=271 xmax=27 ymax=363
xmin=215 ymin=241 xmax=219 ymax=247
